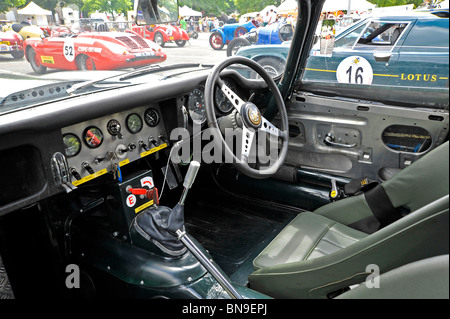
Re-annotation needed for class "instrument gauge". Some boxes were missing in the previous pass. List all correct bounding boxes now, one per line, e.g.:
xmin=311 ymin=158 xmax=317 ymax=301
xmin=214 ymin=79 xmax=236 ymax=113
xmin=126 ymin=113 xmax=143 ymax=133
xmin=83 ymin=126 xmax=104 ymax=148
xmin=188 ymin=86 xmax=206 ymax=125
xmin=144 ymin=108 xmax=160 ymax=127
xmin=63 ymin=133 xmax=81 ymax=157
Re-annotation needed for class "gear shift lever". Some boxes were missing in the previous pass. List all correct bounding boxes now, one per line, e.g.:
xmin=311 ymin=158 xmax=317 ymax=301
xmin=174 ymin=161 xmax=243 ymax=299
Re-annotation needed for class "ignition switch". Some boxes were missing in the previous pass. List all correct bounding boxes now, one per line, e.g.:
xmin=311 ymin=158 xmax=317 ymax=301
xmin=107 ymin=119 xmax=124 ymax=139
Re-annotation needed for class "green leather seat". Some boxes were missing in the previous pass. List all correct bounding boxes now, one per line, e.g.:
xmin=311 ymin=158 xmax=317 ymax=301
xmin=249 ymin=142 xmax=449 ymax=299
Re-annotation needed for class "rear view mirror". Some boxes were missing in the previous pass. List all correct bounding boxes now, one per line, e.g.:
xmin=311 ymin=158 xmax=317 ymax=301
xmin=134 ymin=0 xmax=179 ymax=25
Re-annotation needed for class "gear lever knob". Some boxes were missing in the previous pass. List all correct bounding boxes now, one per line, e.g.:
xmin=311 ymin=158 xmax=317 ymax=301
xmin=179 ymin=161 xmax=200 ymax=205
xmin=183 ymin=161 xmax=200 ymax=189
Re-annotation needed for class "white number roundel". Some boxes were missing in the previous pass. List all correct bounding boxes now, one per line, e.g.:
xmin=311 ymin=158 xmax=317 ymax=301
xmin=63 ymin=39 xmax=75 ymax=62
xmin=336 ymin=56 xmax=373 ymax=85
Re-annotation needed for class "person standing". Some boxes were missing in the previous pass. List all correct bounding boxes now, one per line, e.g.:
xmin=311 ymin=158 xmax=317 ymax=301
xmin=263 ymin=11 xmax=269 ymax=26
xmin=179 ymin=17 xmax=187 ymax=30
xmin=256 ymin=13 xmax=263 ymax=26
xmin=213 ymin=17 xmax=219 ymax=29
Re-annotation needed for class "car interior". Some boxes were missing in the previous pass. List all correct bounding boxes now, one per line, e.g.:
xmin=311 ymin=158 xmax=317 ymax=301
xmin=0 ymin=0 xmax=448 ymax=300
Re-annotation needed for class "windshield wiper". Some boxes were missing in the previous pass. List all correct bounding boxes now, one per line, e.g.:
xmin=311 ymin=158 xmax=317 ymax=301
xmin=119 ymin=63 xmax=213 ymax=81
xmin=66 ymin=63 xmax=213 ymax=95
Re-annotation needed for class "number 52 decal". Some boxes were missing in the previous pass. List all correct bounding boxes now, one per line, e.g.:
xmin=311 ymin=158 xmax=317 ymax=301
xmin=63 ymin=39 xmax=75 ymax=62
xmin=337 ymin=56 xmax=374 ymax=85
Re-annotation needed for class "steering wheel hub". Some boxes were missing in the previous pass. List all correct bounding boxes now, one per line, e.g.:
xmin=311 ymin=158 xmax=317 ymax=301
xmin=242 ymin=102 xmax=262 ymax=129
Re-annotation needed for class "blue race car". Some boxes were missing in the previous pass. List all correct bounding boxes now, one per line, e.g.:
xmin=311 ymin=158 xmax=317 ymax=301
xmin=209 ymin=19 xmax=260 ymax=50
xmin=227 ymin=21 xmax=294 ymax=56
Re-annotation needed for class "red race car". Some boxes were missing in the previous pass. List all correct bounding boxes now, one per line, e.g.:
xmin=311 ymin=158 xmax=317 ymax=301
xmin=0 ymin=30 xmax=24 ymax=59
xmin=23 ymin=26 xmax=167 ymax=74
xmin=131 ymin=24 xmax=189 ymax=47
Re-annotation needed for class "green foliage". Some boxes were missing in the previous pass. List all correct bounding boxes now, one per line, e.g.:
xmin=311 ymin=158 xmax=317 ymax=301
xmin=0 ymin=0 xmax=26 ymax=13
xmin=179 ymin=0 xmax=233 ymax=16
xmin=367 ymin=0 xmax=424 ymax=7
xmin=233 ymin=0 xmax=281 ymax=15
xmin=81 ymin=0 xmax=132 ymax=17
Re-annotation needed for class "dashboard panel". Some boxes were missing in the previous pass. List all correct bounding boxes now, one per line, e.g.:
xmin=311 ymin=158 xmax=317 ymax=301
xmin=61 ymin=103 xmax=169 ymax=186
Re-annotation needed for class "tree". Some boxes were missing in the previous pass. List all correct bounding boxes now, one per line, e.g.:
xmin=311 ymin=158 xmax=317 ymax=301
xmin=0 ymin=0 xmax=26 ymax=13
xmin=367 ymin=0 xmax=424 ymax=7
xmin=81 ymin=0 xmax=132 ymax=19
xmin=179 ymin=0 xmax=234 ymax=16
xmin=233 ymin=0 xmax=281 ymax=15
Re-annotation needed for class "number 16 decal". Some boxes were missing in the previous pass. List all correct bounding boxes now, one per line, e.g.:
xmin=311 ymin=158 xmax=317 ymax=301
xmin=337 ymin=56 xmax=373 ymax=85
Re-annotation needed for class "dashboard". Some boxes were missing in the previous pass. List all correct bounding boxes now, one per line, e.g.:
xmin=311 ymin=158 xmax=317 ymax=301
xmin=0 ymin=70 xmax=265 ymax=216
xmin=61 ymin=103 xmax=169 ymax=186
xmin=57 ymin=76 xmax=245 ymax=188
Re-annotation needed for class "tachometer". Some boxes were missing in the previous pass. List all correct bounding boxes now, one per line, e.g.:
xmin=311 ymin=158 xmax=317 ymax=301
xmin=144 ymin=108 xmax=160 ymax=127
xmin=63 ymin=133 xmax=81 ymax=157
xmin=126 ymin=113 xmax=143 ymax=133
xmin=214 ymin=79 xmax=236 ymax=113
xmin=188 ymin=86 xmax=206 ymax=125
xmin=83 ymin=126 xmax=103 ymax=148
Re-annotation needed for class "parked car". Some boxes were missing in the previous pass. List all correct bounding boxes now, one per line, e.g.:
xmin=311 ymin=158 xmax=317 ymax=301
xmin=0 ymin=0 xmax=448 ymax=302
xmin=131 ymin=24 xmax=190 ymax=47
xmin=8 ymin=22 xmax=44 ymax=39
xmin=236 ymin=12 xmax=449 ymax=94
xmin=227 ymin=21 xmax=294 ymax=56
xmin=209 ymin=19 xmax=260 ymax=50
xmin=23 ymin=25 xmax=167 ymax=74
xmin=0 ymin=29 xmax=24 ymax=59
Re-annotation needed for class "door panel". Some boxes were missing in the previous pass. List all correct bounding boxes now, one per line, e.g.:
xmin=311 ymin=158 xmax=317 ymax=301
xmin=284 ymin=91 xmax=449 ymax=181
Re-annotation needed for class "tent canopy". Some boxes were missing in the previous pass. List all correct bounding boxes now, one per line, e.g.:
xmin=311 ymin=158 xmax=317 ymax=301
xmin=277 ymin=0 xmax=298 ymax=15
xmin=439 ymin=0 xmax=449 ymax=8
xmin=17 ymin=1 xmax=52 ymax=16
xmin=260 ymin=5 xmax=278 ymax=16
xmin=179 ymin=5 xmax=202 ymax=17
xmin=322 ymin=0 xmax=375 ymax=12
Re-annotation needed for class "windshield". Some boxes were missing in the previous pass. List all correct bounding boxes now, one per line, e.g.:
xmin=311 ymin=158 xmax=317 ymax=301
xmin=1 ymin=0 xmax=449 ymax=112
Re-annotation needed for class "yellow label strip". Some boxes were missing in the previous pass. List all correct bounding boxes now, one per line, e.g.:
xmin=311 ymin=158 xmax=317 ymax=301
xmin=135 ymin=200 xmax=154 ymax=214
xmin=72 ymin=168 xmax=108 ymax=186
xmin=140 ymin=143 xmax=168 ymax=158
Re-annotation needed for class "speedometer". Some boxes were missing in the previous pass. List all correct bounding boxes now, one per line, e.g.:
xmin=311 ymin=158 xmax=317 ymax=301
xmin=188 ymin=87 xmax=206 ymax=125
xmin=126 ymin=113 xmax=143 ymax=133
xmin=214 ymin=79 xmax=236 ymax=113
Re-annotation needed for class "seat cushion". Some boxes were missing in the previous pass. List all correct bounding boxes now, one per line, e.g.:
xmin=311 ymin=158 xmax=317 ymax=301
xmin=336 ymin=255 xmax=449 ymax=299
xmin=253 ymin=212 xmax=368 ymax=270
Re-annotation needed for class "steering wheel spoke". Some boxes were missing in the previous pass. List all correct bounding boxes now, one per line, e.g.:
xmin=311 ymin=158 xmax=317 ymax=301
xmin=220 ymin=82 xmax=245 ymax=113
xmin=259 ymin=117 xmax=280 ymax=137
xmin=241 ymin=126 xmax=256 ymax=162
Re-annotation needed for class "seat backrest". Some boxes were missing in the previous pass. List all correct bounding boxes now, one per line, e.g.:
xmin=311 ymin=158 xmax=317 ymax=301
xmin=382 ymin=141 xmax=449 ymax=212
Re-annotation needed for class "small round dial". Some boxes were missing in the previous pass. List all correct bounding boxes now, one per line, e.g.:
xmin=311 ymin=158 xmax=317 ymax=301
xmin=126 ymin=113 xmax=143 ymax=133
xmin=83 ymin=126 xmax=103 ymax=148
xmin=144 ymin=108 xmax=160 ymax=127
xmin=63 ymin=133 xmax=81 ymax=157
xmin=188 ymin=87 xmax=206 ymax=125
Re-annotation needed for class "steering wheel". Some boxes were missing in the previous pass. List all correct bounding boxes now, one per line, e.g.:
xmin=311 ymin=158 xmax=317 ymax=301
xmin=204 ymin=56 xmax=289 ymax=179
